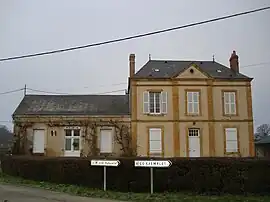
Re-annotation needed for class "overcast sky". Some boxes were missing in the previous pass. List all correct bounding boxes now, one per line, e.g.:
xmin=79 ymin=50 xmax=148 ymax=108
xmin=0 ymin=0 xmax=270 ymax=130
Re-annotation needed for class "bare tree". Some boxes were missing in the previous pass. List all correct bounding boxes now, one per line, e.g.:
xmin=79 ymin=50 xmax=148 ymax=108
xmin=255 ymin=124 xmax=270 ymax=140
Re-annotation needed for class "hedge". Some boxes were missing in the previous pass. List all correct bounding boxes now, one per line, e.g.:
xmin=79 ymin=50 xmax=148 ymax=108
xmin=1 ymin=156 xmax=270 ymax=194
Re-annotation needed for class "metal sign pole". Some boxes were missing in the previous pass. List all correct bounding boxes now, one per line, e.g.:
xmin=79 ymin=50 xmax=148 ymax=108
xmin=91 ymin=159 xmax=120 ymax=192
xmin=134 ymin=160 xmax=172 ymax=195
xmin=103 ymin=166 xmax=106 ymax=191
xmin=150 ymin=167 xmax=153 ymax=194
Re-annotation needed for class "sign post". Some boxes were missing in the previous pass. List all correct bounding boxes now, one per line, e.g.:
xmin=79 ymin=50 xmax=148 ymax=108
xmin=91 ymin=159 xmax=120 ymax=191
xmin=134 ymin=160 xmax=172 ymax=194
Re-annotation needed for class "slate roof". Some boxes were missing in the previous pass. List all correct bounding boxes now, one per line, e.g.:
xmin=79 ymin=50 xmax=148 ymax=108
xmin=134 ymin=60 xmax=251 ymax=79
xmin=13 ymin=94 xmax=130 ymax=116
xmin=255 ymin=136 xmax=270 ymax=144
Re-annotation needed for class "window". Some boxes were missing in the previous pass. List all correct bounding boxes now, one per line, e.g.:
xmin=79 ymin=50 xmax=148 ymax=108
xmin=143 ymin=91 xmax=167 ymax=114
xmin=188 ymin=128 xmax=200 ymax=137
xmin=186 ymin=91 xmax=200 ymax=115
xmin=65 ymin=129 xmax=80 ymax=152
xmin=223 ymin=91 xmax=236 ymax=115
xmin=225 ymin=128 xmax=238 ymax=153
xmin=100 ymin=129 xmax=113 ymax=153
xmin=149 ymin=128 xmax=162 ymax=156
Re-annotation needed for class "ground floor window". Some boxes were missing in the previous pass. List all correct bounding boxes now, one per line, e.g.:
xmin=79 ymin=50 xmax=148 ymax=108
xmin=149 ymin=128 xmax=162 ymax=156
xmin=65 ymin=129 xmax=80 ymax=152
xmin=100 ymin=129 xmax=113 ymax=153
xmin=225 ymin=128 xmax=238 ymax=153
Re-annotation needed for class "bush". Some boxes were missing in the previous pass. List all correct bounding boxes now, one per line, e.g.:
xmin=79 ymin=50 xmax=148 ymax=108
xmin=1 ymin=156 xmax=270 ymax=194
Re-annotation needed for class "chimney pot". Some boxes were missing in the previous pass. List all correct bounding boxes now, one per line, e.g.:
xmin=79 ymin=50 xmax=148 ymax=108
xmin=129 ymin=53 xmax=135 ymax=77
xmin=229 ymin=50 xmax=239 ymax=73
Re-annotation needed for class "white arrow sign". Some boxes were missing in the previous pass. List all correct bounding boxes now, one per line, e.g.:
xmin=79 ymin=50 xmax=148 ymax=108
xmin=134 ymin=160 xmax=172 ymax=168
xmin=91 ymin=160 xmax=120 ymax=167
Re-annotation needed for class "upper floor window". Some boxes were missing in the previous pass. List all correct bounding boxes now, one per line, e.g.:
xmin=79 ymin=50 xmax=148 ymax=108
xmin=186 ymin=91 xmax=200 ymax=115
xmin=223 ymin=91 xmax=237 ymax=115
xmin=143 ymin=91 xmax=167 ymax=114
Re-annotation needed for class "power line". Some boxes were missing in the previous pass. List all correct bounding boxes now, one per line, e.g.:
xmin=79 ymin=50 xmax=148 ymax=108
xmin=27 ymin=88 xmax=69 ymax=95
xmin=0 ymin=60 xmax=269 ymax=96
xmin=26 ymin=87 xmax=126 ymax=95
xmin=1 ymin=6 xmax=269 ymax=62
xmin=80 ymin=82 xmax=127 ymax=89
xmin=242 ymin=61 xmax=270 ymax=68
xmin=0 ymin=88 xmax=24 ymax=95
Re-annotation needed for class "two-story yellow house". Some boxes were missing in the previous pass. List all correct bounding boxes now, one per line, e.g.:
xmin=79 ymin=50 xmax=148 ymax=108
xmin=12 ymin=51 xmax=254 ymax=158
xmin=129 ymin=51 xmax=254 ymax=157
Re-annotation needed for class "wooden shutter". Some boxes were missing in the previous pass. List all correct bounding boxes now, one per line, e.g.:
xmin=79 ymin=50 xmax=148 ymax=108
xmin=225 ymin=128 xmax=238 ymax=152
xmin=161 ymin=91 xmax=167 ymax=114
xmin=100 ymin=129 xmax=113 ymax=153
xmin=149 ymin=128 xmax=162 ymax=154
xmin=143 ymin=91 xmax=149 ymax=113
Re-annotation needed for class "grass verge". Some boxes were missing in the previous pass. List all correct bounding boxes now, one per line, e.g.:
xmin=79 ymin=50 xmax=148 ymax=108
xmin=0 ymin=173 xmax=269 ymax=202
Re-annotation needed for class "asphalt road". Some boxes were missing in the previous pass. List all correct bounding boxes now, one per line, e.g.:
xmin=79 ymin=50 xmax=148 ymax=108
xmin=0 ymin=184 xmax=122 ymax=202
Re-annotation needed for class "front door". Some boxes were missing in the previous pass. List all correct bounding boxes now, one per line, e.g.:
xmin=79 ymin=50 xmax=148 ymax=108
xmin=64 ymin=128 xmax=80 ymax=157
xmin=188 ymin=128 xmax=201 ymax=157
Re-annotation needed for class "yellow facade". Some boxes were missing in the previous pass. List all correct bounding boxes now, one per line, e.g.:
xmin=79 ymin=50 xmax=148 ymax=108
xmin=14 ymin=116 xmax=130 ymax=157
xmin=131 ymin=64 xmax=255 ymax=157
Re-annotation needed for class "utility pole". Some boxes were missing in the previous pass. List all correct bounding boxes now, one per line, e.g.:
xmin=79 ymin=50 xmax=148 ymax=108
xmin=24 ymin=84 xmax=27 ymax=96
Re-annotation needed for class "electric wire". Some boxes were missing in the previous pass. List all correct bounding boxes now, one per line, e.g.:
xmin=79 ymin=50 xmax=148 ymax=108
xmin=0 ymin=6 xmax=269 ymax=62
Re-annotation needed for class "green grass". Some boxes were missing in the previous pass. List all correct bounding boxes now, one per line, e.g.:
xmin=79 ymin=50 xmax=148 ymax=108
xmin=0 ymin=173 xmax=269 ymax=202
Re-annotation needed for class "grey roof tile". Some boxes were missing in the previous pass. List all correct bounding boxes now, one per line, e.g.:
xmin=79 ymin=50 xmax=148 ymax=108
xmin=134 ymin=60 xmax=251 ymax=79
xmin=13 ymin=94 xmax=130 ymax=116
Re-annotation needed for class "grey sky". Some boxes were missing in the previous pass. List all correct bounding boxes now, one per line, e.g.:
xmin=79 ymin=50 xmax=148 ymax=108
xmin=0 ymin=0 xmax=270 ymax=130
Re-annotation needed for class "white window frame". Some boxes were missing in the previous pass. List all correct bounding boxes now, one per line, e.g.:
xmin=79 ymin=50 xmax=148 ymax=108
xmin=143 ymin=91 xmax=167 ymax=114
xmin=225 ymin=128 xmax=238 ymax=153
xmin=223 ymin=91 xmax=237 ymax=115
xmin=149 ymin=128 xmax=162 ymax=156
xmin=64 ymin=128 xmax=81 ymax=152
xmin=100 ymin=129 xmax=113 ymax=153
xmin=187 ymin=91 xmax=200 ymax=115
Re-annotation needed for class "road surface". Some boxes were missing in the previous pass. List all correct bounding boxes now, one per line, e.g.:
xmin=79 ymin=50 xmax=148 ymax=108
xmin=0 ymin=184 xmax=122 ymax=202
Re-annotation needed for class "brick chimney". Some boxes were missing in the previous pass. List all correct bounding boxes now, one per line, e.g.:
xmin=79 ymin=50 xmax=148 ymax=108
xmin=229 ymin=50 xmax=239 ymax=73
xmin=129 ymin=54 xmax=135 ymax=77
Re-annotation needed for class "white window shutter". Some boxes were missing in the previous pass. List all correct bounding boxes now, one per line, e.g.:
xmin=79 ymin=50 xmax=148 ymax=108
xmin=100 ymin=130 xmax=113 ymax=153
xmin=143 ymin=91 xmax=149 ymax=113
xmin=149 ymin=128 xmax=162 ymax=154
xmin=225 ymin=128 xmax=238 ymax=152
xmin=161 ymin=91 xmax=167 ymax=114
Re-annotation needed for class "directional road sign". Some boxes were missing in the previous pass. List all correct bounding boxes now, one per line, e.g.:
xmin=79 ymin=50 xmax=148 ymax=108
xmin=91 ymin=159 xmax=120 ymax=167
xmin=134 ymin=160 xmax=172 ymax=168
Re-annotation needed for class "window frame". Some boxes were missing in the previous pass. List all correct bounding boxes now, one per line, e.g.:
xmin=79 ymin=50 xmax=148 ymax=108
xmin=143 ymin=90 xmax=167 ymax=115
xmin=149 ymin=91 xmax=161 ymax=114
xmin=147 ymin=126 xmax=164 ymax=157
xmin=64 ymin=128 xmax=81 ymax=152
xmin=224 ymin=127 xmax=240 ymax=154
xmin=185 ymin=89 xmax=201 ymax=116
xmin=222 ymin=90 xmax=238 ymax=116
